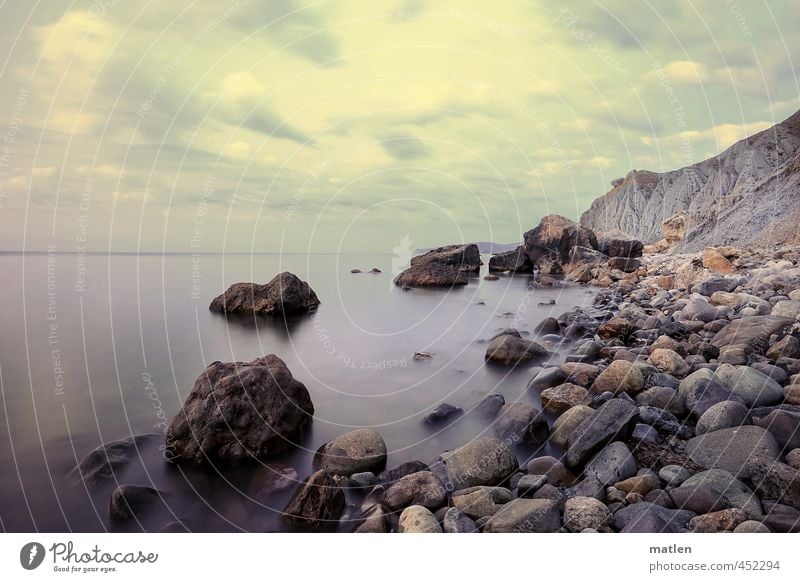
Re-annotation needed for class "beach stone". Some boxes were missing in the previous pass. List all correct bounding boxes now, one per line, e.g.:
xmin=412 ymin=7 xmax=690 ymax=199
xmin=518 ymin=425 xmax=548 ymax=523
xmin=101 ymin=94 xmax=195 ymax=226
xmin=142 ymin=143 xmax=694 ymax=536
xmin=353 ymin=504 xmax=389 ymax=533
xmin=682 ymin=469 xmax=763 ymax=518
xmin=787 ymin=449 xmax=800 ymax=470
xmin=597 ymin=317 xmax=638 ymax=341
xmin=452 ymin=486 xmax=512 ymax=519
xmin=516 ymin=474 xmax=547 ymax=497
xmin=563 ymin=496 xmax=613 ymax=532
xmin=685 ymin=426 xmax=780 ymax=474
xmin=649 ymin=349 xmax=689 ymax=377
xmin=410 ymin=244 xmax=482 ymax=271
xmin=166 ymin=355 xmax=314 ymax=464
xmin=249 ymin=464 xmax=299 ymax=502
xmin=398 ymin=506 xmax=442 ymax=533
xmin=560 ymin=363 xmax=601 ymax=387
xmin=659 ymin=465 xmax=692 ymax=487
xmin=772 ymin=300 xmax=800 ymax=319
xmin=394 ymin=263 xmax=468 ymax=287
xmin=523 ymin=214 xmax=598 ymax=265
xmin=685 ymin=378 xmax=745 ymax=418
xmin=713 ymin=364 xmax=784 ymax=407
xmin=711 ymin=315 xmax=793 ymax=351
xmin=483 ymin=499 xmax=561 ymax=533
xmin=437 ymin=437 xmax=519 ymax=489
xmin=473 ymin=393 xmax=505 ymax=419
xmin=377 ymin=460 xmax=429 ymax=484
xmin=608 ymin=257 xmax=641 ymax=272
xmin=382 ymin=471 xmax=446 ymax=511
xmin=597 ymin=230 xmax=643 ymax=258
xmin=613 ymin=474 xmax=660 ymax=496
xmin=680 ymin=296 xmax=720 ymax=323
xmin=533 ymin=317 xmax=561 ymax=336
xmin=422 ymin=403 xmax=464 ymax=426
xmin=549 ymin=405 xmax=594 ymax=447
xmin=567 ymin=477 xmax=606 ymax=501
xmin=529 ymin=367 xmax=568 ymax=390
xmin=636 ymin=386 xmax=685 ymax=415
xmin=282 ymin=470 xmax=346 ymax=531
xmin=592 ymin=360 xmax=645 ymax=394
xmin=745 ymin=460 xmax=800 ymax=510
xmin=494 ymin=403 xmax=549 ymax=445
xmin=71 ymin=434 xmax=158 ymax=486
xmin=533 ymin=484 xmax=567 ymax=512
xmin=694 ymin=277 xmax=740 ymax=296
xmin=632 ymin=423 xmax=660 ymax=444
xmin=752 ymin=410 xmax=800 ymax=452
xmin=584 ymin=441 xmax=638 ymax=486
xmin=442 ymin=507 xmax=479 ymax=533
xmin=489 ymin=246 xmax=532 ymax=273
xmin=526 ymin=456 xmax=572 ymax=486
xmin=750 ymin=362 xmax=788 ymax=383
xmin=314 ymin=429 xmax=388 ymax=476
xmin=637 ymin=406 xmax=692 ymax=438
xmin=786 ymin=385 xmax=800 ymax=405
xmin=485 ymin=333 xmax=548 ymax=366
xmin=669 ymin=484 xmax=731 ymax=514
xmin=695 ymin=401 xmax=748 ymax=435
xmin=766 ymin=335 xmax=800 ymax=360
xmin=689 ymin=508 xmax=748 ymax=532
xmin=209 ymin=272 xmax=320 ymax=315
xmin=109 ymin=485 xmax=164 ymax=521
xmin=734 ymin=520 xmax=771 ymax=533
xmin=566 ymin=400 xmax=638 ymax=469
xmin=540 ymin=383 xmax=590 ymax=414
xmin=614 ymin=502 xmax=694 ymax=533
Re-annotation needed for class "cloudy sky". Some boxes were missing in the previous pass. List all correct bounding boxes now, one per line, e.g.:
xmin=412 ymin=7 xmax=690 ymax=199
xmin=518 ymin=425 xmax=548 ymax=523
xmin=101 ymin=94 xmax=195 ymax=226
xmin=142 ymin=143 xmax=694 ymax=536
xmin=0 ymin=0 xmax=798 ymax=252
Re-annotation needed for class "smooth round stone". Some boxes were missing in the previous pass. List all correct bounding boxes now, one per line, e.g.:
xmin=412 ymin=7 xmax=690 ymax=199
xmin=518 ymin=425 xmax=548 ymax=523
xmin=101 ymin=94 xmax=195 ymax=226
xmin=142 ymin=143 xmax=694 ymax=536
xmin=733 ymin=520 xmax=771 ymax=533
xmin=398 ymin=506 xmax=442 ymax=533
xmin=517 ymin=474 xmax=547 ymax=497
xmin=695 ymin=401 xmax=748 ymax=435
xmin=563 ymin=496 xmax=613 ymax=532
xmin=659 ymin=465 xmax=692 ymax=487
xmin=787 ymin=449 xmax=800 ymax=470
xmin=549 ymin=405 xmax=594 ymax=447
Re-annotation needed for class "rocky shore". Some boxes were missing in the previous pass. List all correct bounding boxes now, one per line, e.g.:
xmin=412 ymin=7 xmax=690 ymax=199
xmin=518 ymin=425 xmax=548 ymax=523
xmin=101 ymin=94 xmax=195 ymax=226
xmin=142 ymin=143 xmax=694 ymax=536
xmin=69 ymin=211 xmax=800 ymax=533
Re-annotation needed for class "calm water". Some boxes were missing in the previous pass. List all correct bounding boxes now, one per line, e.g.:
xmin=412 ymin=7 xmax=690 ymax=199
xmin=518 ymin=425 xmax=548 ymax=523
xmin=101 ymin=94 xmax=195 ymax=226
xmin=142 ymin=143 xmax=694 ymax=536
xmin=0 ymin=252 xmax=594 ymax=532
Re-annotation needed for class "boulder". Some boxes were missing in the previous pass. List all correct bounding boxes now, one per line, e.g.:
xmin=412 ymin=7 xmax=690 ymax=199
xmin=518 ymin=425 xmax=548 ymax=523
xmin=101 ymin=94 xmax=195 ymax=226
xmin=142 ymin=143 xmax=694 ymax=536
xmin=613 ymin=474 xmax=660 ymax=496
xmin=592 ymin=360 xmax=645 ymax=394
xmin=685 ymin=426 xmax=780 ymax=474
xmin=702 ymin=248 xmax=736 ymax=274
xmin=713 ymin=364 xmax=784 ymax=407
xmin=378 ymin=460 xmax=429 ymax=485
xmin=711 ymin=316 xmax=793 ymax=352
xmin=437 ymin=437 xmax=519 ymax=490
xmin=442 ymin=507 xmax=479 ymax=533
xmin=771 ymin=300 xmax=800 ymax=319
xmin=549 ymin=405 xmax=594 ymax=447
xmin=567 ymin=245 xmax=608 ymax=267
xmin=398 ymin=506 xmax=442 ymax=533
xmin=421 ymin=403 xmax=463 ymax=426
xmin=690 ymin=508 xmax=748 ymax=532
xmin=382 ymin=471 xmax=447 ymax=511
xmin=766 ymin=335 xmax=800 ymax=360
xmin=165 ymin=355 xmax=314 ymax=464
xmin=473 ymin=393 xmax=506 ymax=419
xmin=685 ymin=378 xmax=745 ymax=418
xmin=483 ymin=499 xmax=561 ymax=533
xmin=485 ymin=333 xmax=549 ymax=366
xmin=494 ymin=403 xmax=549 ymax=445
xmin=353 ymin=504 xmax=389 ymax=533
xmin=668 ymin=484 xmax=731 ymax=514
xmin=523 ymin=214 xmax=598 ymax=265
xmin=752 ymin=410 xmax=800 ymax=452
xmin=745 ymin=460 xmax=800 ymax=510
xmin=488 ymin=246 xmax=533 ymax=273
xmin=452 ymin=486 xmax=512 ymax=519
xmin=526 ymin=456 xmax=573 ymax=486
xmin=734 ymin=520 xmax=771 ymax=533
xmin=695 ymin=401 xmax=748 ymax=435
xmin=597 ymin=230 xmax=643 ymax=258
xmin=597 ymin=317 xmax=638 ymax=341
xmin=658 ymin=465 xmax=693 ymax=487
xmin=648 ymin=349 xmax=689 ymax=377
xmin=71 ymin=434 xmax=157 ymax=486
xmin=662 ymin=212 xmax=689 ymax=244
xmin=313 ymin=429 xmax=387 ymax=476
xmin=636 ymin=386 xmax=686 ymax=416
xmin=109 ymin=485 xmax=164 ymax=521
xmin=608 ymin=257 xmax=641 ymax=272
xmin=561 ymin=363 xmax=601 ymax=387
xmin=209 ymin=272 xmax=320 ymax=315
xmin=393 ymin=263 xmax=468 ymax=287
xmin=563 ymin=497 xmax=613 ymax=532
xmin=566 ymin=399 xmax=638 ymax=468
xmin=281 ymin=470 xmax=346 ymax=531
xmin=540 ymin=383 xmax=591 ymax=414
xmin=682 ymin=469 xmax=763 ymax=518
xmin=411 ymin=244 xmax=482 ymax=272
xmin=248 ymin=464 xmax=299 ymax=502
xmin=614 ymin=502 xmax=694 ymax=533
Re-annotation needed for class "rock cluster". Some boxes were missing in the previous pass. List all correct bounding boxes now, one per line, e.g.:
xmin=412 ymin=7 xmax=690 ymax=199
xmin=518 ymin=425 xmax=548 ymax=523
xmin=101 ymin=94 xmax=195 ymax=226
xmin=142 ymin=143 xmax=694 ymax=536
xmin=394 ymin=244 xmax=480 ymax=287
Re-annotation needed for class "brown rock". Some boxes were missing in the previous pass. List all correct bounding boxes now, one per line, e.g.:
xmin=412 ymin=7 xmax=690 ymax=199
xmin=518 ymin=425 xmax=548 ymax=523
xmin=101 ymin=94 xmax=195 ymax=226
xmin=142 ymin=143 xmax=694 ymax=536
xmin=703 ymin=248 xmax=736 ymax=274
xmin=282 ymin=470 xmax=345 ymax=531
xmin=540 ymin=383 xmax=591 ymax=414
xmin=689 ymin=508 xmax=748 ymax=532
xmin=209 ymin=272 xmax=320 ymax=315
xmin=592 ymin=360 xmax=645 ymax=394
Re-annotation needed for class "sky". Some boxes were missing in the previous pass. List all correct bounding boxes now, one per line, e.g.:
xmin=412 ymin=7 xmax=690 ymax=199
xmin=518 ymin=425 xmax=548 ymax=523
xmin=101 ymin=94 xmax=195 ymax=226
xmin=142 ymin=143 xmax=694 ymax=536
xmin=0 ymin=0 xmax=798 ymax=252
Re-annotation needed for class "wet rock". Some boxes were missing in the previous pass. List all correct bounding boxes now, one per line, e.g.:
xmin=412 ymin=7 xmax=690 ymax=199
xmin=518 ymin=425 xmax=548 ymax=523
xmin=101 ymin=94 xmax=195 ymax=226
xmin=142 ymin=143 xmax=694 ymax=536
xmin=658 ymin=465 xmax=692 ymax=487
xmin=314 ymin=429 xmax=388 ymax=476
xmin=613 ymin=474 xmax=660 ymax=496
xmin=564 ymin=496 xmax=613 ymax=532
xmin=483 ymin=499 xmax=561 ymax=533
xmin=734 ymin=520 xmax=771 ymax=533
xmin=485 ymin=333 xmax=549 ymax=366
xmin=752 ymin=409 xmax=800 ymax=452
xmin=566 ymin=399 xmax=638 ymax=468
xmin=209 ymin=272 xmax=320 ymax=315
xmin=351 ymin=268 xmax=362 ymax=274
xmin=649 ymin=349 xmax=689 ymax=377
xmin=437 ymin=437 xmax=519 ymax=489
xmin=745 ymin=460 xmax=800 ymax=510
xmin=614 ymin=502 xmax=694 ymax=533
xmin=549 ymin=405 xmax=594 ymax=447
xmin=695 ymin=401 xmax=748 ymax=435
xmin=166 ymin=355 xmax=314 ymax=464
xmin=378 ymin=461 xmax=429 ymax=485
xmin=636 ymin=386 xmax=686 ymax=415
xmin=398 ymin=505 xmax=442 ymax=533
xmin=473 ymin=393 xmax=505 ymax=419
xmin=523 ymin=214 xmax=598 ymax=265
xmin=348 ymin=472 xmax=377 ymax=490
xmin=540 ymin=383 xmax=590 ymax=414
xmin=526 ymin=456 xmax=572 ymax=486
xmin=410 ymin=244 xmax=482 ymax=272
xmin=669 ymin=484 xmax=730 ymax=514
xmin=592 ymin=360 xmax=645 ymax=394
xmin=529 ymin=367 xmax=568 ymax=391
xmin=249 ymin=464 xmax=299 ymax=502
xmin=483 ymin=274 xmax=499 ymax=281
xmin=282 ymin=470 xmax=346 ymax=531
xmin=71 ymin=434 xmax=157 ymax=486
xmin=690 ymin=508 xmax=748 ymax=532
xmin=686 ymin=426 xmax=780 ymax=474
xmin=682 ymin=469 xmax=763 ymax=518
xmin=393 ymin=263 xmax=468 ymax=287
xmin=382 ymin=471 xmax=446 ymax=511
xmin=714 ymin=364 xmax=784 ymax=407
xmin=353 ymin=504 xmax=389 ymax=533
xmin=488 ymin=246 xmax=533 ymax=273
xmin=494 ymin=403 xmax=548 ymax=445
xmin=584 ymin=441 xmax=638 ymax=486
xmin=421 ymin=403 xmax=464 ymax=426
xmin=452 ymin=486 xmax=512 ymax=519
xmin=442 ymin=507 xmax=479 ymax=533
xmin=109 ymin=485 xmax=164 ymax=521
xmin=533 ymin=317 xmax=561 ymax=336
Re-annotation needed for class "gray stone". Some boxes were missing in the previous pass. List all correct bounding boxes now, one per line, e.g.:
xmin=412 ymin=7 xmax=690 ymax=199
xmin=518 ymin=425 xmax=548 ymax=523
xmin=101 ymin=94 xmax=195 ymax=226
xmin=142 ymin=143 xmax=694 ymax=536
xmin=483 ymin=499 xmax=561 ymax=533
xmin=685 ymin=426 xmax=780 ymax=475
xmin=314 ymin=429 xmax=388 ymax=476
xmin=452 ymin=486 xmax=512 ymax=519
xmin=382 ymin=471 xmax=446 ymax=511
xmin=563 ymin=496 xmax=613 ymax=532
xmin=682 ymin=469 xmax=763 ymax=518
xmin=566 ymin=399 xmax=638 ymax=468
xmin=695 ymin=401 xmax=748 ymax=435
xmin=485 ymin=333 xmax=548 ymax=366
xmin=549 ymin=405 xmax=594 ymax=447
xmin=516 ymin=474 xmax=547 ymax=497
xmin=494 ymin=403 xmax=549 ymax=445
xmin=109 ymin=485 xmax=164 ymax=521
xmin=584 ymin=441 xmax=638 ymax=486
xmin=613 ymin=502 xmax=694 ymax=533
xmin=442 ymin=507 xmax=478 ymax=533
xmin=658 ymin=465 xmax=692 ymax=487
xmin=71 ymin=434 xmax=157 ymax=486
xmin=713 ymin=364 xmax=784 ymax=407
xmin=733 ymin=520 xmax=771 ymax=533
xmin=437 ymin=437 xmax=519 ymax=490
xmin=282 ymin=470 xmax=346 ymax=531
xmin=209 ymin=272 xmax=320 ymax=315
xmin=398 ymin=505 xmax=442 ymax=533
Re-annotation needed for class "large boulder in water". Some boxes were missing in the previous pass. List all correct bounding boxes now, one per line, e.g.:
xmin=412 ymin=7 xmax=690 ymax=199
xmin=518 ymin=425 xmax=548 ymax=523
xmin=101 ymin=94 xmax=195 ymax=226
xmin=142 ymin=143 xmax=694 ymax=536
xmin=436 ymin=437 xmax=519 ymax=490
xmin=313 ymin=428 xmax=387 ymax=476
xmin=597 ymin=229 xmax=644 ymax=258
xmin=485 ymin=330 xmax=548 ymax=366
xmin=393 ymin=263 xmax=468 ymax=287
xmin=488 ymin=246 xmax=533 ymax=273
xmin=209 ymin=272 xmax=319 ymax=315
xmin=410 ymin=244 xmax=482 ymax=272
xmin=523 ymin=214 xmax=598 ymax=265
xmin=282 ymin=469 xmax=346 ymax=531
xmin=165 ymin=355 xmax=314 ymax=464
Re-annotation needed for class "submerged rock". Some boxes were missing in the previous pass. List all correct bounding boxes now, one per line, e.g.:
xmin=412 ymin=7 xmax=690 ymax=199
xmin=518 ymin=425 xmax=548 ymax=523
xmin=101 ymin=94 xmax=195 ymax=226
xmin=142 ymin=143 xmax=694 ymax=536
xmin=485 ymin=332 xmax=548 ymax=366
xmin=282 ymin=470 xmax=346 ymax=531
xmin=313 ymin=429 xmax=388 ymax=476
xmin=109 ymin=485 xmax=165 ymax=521
xmin=393 ymin=263 xmax=468 ymax=287
xmin=71 ymin=434 xmax=157 ymax=486
xmin=209 ymin=272 xmax=320 ymax=315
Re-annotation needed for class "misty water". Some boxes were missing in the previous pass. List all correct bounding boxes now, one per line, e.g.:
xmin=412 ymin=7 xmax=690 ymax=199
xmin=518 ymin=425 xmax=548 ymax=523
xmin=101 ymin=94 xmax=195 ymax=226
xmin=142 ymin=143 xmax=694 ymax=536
xmin=0 ymin=252 xmax=594 ymax=532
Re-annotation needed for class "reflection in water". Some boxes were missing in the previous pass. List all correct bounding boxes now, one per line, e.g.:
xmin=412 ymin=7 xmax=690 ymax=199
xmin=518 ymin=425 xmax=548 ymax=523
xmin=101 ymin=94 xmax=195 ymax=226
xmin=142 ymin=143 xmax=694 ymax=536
xmin=0 ymin=253 xmax=594 ymax=531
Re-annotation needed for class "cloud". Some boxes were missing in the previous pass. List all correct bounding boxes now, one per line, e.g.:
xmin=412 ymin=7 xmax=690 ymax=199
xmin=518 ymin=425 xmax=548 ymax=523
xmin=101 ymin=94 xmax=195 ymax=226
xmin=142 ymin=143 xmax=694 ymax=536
xmin=379 ymin=135 xmax=432 ymax=160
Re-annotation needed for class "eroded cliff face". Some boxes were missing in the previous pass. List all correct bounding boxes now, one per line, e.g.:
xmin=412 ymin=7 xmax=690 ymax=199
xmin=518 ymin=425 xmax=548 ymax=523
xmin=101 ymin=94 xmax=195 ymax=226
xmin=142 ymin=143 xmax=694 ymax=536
xmin=580 ymin=110 xmax=800 ymax=250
